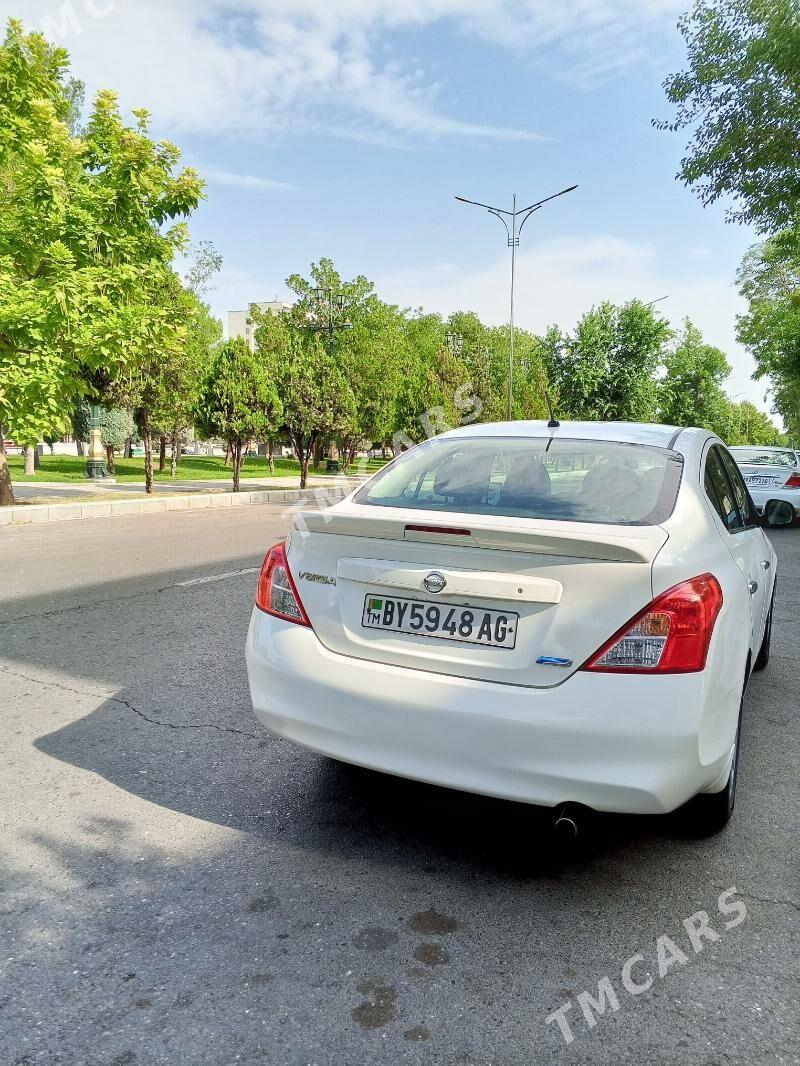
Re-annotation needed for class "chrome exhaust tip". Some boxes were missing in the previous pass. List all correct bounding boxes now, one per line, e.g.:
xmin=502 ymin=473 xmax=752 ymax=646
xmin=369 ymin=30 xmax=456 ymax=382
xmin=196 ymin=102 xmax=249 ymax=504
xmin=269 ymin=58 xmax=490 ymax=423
xmin=552 ymin=804 xmax=580 ymax=839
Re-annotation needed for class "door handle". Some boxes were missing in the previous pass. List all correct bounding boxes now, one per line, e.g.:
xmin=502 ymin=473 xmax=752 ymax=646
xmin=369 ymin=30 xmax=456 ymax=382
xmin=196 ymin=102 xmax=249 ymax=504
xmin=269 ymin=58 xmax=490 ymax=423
xmin=748 ymin=580 xmax=758 ymax=595
xmin=762 ymin=559 xmax=771 ymax=570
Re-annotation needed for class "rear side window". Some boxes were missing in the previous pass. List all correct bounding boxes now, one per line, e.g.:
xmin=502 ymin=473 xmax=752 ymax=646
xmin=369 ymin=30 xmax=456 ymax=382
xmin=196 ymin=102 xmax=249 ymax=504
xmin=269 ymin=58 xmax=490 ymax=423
xmin=356 ymin=436 xmax=684 ymax=526
xmin=704 ymin=445 xmax=758 ymax=532
xmin=718 ymin=447 xmax=758 ymax=529
xmin=705 ymin=449 xmax=739 ymax=531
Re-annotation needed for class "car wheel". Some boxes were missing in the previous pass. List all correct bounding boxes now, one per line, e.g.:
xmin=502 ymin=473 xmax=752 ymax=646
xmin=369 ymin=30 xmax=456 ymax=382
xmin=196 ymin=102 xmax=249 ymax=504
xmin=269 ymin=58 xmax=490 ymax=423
xmin=753 ymin=582 xmax=775 ymax=672
xmin=687 ymin=693 xmax=743 ymax=836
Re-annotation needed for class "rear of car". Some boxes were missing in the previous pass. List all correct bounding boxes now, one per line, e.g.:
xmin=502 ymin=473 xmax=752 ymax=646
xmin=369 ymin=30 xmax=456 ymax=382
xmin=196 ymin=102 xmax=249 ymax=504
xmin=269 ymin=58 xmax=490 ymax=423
xmin=246 ymin=424 xmax=757 ymax=820
xmin=729 ymin=446 xmax=800 ymax=517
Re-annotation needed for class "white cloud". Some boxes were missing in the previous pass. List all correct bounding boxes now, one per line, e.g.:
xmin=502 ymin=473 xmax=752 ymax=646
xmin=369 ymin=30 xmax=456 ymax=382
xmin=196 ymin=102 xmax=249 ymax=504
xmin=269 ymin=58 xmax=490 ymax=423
xmin=376 ymin=235 xmax=772 ymax=412
xmin=14 ymin=0 xmax=685 ymax=140
xmin=201 ymin=166 xmax=299 ymax=191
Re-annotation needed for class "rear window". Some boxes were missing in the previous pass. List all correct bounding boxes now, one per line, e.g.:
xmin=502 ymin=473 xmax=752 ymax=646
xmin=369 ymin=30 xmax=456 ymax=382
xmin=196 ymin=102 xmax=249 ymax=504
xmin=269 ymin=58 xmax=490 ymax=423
xmin=356 ymin=436 xmax=683 ymax=526
xmin=730 ymin=448 xmax=796 ymax=467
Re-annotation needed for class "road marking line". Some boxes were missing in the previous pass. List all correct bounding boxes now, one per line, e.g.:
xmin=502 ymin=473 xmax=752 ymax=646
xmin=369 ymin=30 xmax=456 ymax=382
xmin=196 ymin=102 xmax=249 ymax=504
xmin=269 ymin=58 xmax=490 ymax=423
xmin=177 ymin=567 xmax=261 ymax=586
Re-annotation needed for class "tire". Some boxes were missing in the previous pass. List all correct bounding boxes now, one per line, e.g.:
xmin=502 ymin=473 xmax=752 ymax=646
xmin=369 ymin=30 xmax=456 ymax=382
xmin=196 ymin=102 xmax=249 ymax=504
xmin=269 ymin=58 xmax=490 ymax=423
xmin=686 ymin=693 xmax=744 ymax=836
xmin=753 ymin=581 xmax=775 ymax=672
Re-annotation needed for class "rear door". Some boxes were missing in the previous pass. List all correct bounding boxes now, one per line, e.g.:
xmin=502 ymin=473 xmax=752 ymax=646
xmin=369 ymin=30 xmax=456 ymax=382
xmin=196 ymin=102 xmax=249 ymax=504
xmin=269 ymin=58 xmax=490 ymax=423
xmin=704 ymin=444 xmax=768 ymax=651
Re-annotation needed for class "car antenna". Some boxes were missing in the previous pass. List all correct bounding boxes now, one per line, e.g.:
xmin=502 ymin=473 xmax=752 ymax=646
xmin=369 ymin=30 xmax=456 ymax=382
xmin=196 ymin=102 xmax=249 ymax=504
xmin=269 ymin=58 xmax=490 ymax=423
xmin=545 ymin=391 xmax=560 ymax=430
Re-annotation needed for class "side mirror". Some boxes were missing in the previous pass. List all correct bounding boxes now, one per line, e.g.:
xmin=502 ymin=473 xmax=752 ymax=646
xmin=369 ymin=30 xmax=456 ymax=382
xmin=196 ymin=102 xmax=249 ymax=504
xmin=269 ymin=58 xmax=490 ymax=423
xmin=764 ymin=499 xmax=794 ymax=527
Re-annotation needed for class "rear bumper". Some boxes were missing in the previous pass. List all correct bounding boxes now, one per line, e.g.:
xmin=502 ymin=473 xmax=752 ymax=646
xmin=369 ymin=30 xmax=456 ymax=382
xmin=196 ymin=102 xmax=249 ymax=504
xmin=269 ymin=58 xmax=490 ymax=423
xmin=749 ymin=486 xmax=800 ymax=516
xmin=245 ymin=609 xmax=733 ymax=816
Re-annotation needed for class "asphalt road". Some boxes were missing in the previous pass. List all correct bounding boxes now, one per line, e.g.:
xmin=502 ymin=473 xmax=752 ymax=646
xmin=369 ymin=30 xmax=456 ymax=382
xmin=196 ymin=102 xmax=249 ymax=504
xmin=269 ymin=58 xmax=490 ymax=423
xmin=1 ymin=506 xmax=798 ymax=1065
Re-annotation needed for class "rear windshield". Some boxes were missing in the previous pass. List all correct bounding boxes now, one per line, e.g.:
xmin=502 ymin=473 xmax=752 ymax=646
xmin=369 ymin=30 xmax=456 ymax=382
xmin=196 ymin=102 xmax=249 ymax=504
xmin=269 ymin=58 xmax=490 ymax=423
xmin=730 ymin=448 xmax=796 ymax=467
xmin=356 ymin=436 xmax=683 ymax=526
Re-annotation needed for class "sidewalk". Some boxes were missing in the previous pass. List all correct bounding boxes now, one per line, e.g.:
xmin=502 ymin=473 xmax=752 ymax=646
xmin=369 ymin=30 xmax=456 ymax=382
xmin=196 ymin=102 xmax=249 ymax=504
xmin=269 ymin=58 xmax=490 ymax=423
xmin=1 ymin=476 xmax=365 ymax=527
xmin=10 ymin=474 xmax=344 ymax=503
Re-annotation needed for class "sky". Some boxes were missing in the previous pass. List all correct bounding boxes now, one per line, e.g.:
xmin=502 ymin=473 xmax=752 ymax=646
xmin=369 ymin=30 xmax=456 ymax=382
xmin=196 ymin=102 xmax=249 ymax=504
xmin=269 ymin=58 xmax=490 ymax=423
xmin=9 ymin=0 xmax=772 ymax=413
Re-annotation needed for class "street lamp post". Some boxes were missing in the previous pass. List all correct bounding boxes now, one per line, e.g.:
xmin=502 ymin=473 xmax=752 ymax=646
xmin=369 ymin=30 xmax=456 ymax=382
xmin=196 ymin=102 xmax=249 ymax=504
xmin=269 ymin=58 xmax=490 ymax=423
xmin=312 ymin=287 xmax=352 ymax=358
xmin=455 ymin=185 xmax=578 ymax=420
xmin=445 ymin=332 xmax=463 ymax=357
xmin=85 ymin=402 xmax=107 ymax=479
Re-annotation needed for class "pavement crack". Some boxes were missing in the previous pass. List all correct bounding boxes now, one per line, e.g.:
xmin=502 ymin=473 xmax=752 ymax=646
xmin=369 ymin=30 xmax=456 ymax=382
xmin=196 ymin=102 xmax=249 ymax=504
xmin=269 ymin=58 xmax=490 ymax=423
xmin=735 ymin=889 xmax=800 ymax=914
xmin=0 ymin=666 xmax=260 ymax=739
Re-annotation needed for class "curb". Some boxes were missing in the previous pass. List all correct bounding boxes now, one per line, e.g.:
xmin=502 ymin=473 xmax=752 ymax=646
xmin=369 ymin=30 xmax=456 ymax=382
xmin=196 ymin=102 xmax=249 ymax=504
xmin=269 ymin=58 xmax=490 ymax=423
xmin=0 ymin=483 xmax=359 ymax=527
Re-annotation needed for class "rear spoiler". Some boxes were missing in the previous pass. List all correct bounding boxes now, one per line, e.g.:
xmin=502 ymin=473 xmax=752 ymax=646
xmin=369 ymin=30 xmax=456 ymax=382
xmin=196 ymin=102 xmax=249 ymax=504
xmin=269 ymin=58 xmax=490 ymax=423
xmin=293 ymin=510 xmax=666 ymax=564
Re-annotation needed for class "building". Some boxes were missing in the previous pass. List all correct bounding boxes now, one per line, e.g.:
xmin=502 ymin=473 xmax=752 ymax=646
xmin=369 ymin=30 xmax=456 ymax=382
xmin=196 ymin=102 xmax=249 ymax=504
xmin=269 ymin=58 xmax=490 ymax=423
xmin=228 ymin=300 xmax=291 ymax=351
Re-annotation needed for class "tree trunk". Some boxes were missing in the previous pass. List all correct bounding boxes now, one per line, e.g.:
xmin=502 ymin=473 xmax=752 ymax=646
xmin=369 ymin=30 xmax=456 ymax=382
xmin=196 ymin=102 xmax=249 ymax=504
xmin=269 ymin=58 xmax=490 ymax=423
xmin=124 ymin=436 xmax=133 ymax=458
xmin=381 ymin=444 xmax=387 ymax=459
xmin=0 ymin=427 xmax=14 ymax=506
xmin=142 ymin=410 xmax=154 ymax=494
xmin=268 ymin=438 xmax=275 ymax=476
xmin=76 ymin=439 xmax=85 ymax=457
xmin=170 ymin=430 xmax=179 ymax=477
xmin=232 ymin=440 xmax=241 ymax=492
xmin=24 ymin=446 xmax=35 ymax=475
xmin=106 ymin=445 xmax=116 ymax=474
xmin=158 ymin=434 xmax=166 ymax=473
xmin=224 ymin=441 xmax=232 ymax=467
xmin=312 ymin=436 xmax=323 ymax=470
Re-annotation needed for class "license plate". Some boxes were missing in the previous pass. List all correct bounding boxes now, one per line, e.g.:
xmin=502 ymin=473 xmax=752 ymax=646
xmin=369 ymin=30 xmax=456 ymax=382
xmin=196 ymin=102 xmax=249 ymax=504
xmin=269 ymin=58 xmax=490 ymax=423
xmin=745 ymin=476 xmax=775 ymax=486
xmin=361 ymin=594 xmax=518 ymax=649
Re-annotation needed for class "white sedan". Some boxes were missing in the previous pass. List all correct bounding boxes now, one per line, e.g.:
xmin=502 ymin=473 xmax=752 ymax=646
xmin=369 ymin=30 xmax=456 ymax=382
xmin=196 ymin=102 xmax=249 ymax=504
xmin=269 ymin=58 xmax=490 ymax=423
xmin=246 ymin=421 xmax=784 ymax=835
xmin=729 ymin=445 xmax=800 ymax=519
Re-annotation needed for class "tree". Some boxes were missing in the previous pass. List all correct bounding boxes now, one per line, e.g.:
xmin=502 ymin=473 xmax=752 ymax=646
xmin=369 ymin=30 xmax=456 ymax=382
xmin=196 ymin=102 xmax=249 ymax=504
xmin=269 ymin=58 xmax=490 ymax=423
xmin=546 ymin=301 xmax=670 ymax=422
xmin=659 ymin=319 xmax=732 ymax=435
xmin=736 ymin=237 xmax=800 ymax=438
xmin=0 ymin=21 xmax=203 ymax=503
xmin=97 ymin=406 xmax=134 ymax=473
xmin=194 ymin=338 xmax=282 ymax=492
xmin=724 ymin=399 xmax=782 ymax=445
xmin=150 ymin=292 xmax=223 ymax=476
xmin=656 ymin=0 xmax=800 ymax=235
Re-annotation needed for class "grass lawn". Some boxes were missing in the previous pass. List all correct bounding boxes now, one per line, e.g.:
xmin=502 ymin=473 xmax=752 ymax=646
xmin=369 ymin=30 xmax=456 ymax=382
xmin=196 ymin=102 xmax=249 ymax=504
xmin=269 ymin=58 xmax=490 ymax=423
xmin=6 ymin=453 xmax=389 ymax=483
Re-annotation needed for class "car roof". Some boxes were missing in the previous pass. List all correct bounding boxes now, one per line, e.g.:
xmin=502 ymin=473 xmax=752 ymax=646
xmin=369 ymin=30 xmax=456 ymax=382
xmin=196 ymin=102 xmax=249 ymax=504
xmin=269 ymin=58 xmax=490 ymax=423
xmin=729 ymin=445 xmax=792 ymax=452
xmin=439 ymin=420 xmax=708 ymax=449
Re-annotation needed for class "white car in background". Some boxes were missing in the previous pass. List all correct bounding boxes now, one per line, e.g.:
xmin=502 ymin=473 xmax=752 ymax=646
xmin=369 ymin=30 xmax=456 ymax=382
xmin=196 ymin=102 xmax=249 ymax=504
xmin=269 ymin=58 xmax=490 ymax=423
xmin=246 ymin=422 xmax=786 ymax=836
xmin=729 ymin=445 xmax=800 ymax=520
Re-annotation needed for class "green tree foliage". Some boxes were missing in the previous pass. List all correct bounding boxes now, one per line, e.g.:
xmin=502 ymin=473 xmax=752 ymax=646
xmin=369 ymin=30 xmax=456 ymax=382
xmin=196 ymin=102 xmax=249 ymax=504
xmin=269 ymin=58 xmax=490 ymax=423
xmin=657 ymin=0 xmax=800 ymax=235
xmin=252 ymin=305 xmax=356 ymax=489
xmin=736 ymin=237 xmax=800 ymax=438
xmin=194 ymin=338 xmax=282 ymax=491
xmin=151 ymin=293 xmax=223 ymax=476
xmin=725 ymin=399 xmax=783 ymax=445
xmin=0 ymin=20 xmax=203 ymax=502
xmin=546 ymin=301 xmax=671 ymax=422
xmin=659 ymin=319 xmax=732 ymax=435
xmin=97 ymin=406 xmax=134 ymax=473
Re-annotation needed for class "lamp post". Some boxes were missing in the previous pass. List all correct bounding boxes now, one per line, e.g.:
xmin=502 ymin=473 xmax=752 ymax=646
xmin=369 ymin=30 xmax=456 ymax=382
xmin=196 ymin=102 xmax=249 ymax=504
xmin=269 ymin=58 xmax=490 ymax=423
xmin=445 ymin=332 xmax=463 ymax=357
xmin=85 ymin=403 xmax=107 ymax=479
xmin=312 ymin=287 xmax=352 ymax=358
xmin=455 ymin=185 xmax=578 ymax=420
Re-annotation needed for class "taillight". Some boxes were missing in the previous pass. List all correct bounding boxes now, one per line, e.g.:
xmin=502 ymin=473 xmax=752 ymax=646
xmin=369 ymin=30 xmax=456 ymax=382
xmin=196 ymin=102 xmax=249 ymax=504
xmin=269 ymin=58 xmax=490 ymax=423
xmin=255 ymin=541 xmax=311 ymax=627
xmin=784 ymin=473 xmax=800 ymax=488
xmin=582 ymin=574 xmax=723 ymax=674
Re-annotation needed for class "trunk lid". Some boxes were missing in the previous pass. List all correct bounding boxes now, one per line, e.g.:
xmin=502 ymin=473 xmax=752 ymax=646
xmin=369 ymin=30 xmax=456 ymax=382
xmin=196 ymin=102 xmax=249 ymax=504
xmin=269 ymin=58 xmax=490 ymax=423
xmin=286 ymin=504 xmax=667 ymax=688
xmin=736 ymin=462 xmax=796 ymax=491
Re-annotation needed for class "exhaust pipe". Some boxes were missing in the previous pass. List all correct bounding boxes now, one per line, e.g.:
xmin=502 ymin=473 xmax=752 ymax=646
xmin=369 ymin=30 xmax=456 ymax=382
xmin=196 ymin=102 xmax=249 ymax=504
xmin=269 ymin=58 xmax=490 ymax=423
xmin=552 ymin=804 xmax=580 ymax=839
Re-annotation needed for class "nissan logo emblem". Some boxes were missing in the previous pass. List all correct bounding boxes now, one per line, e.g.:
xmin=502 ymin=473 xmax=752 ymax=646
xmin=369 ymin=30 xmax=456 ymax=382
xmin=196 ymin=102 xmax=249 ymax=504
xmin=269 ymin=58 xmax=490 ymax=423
xmin=423 ymin=571 xmax=447 ymax=594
